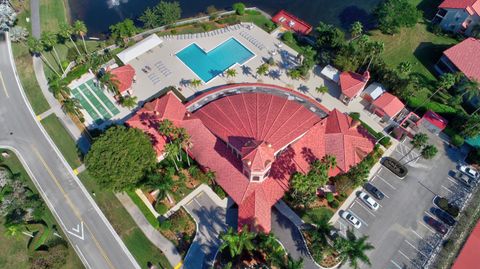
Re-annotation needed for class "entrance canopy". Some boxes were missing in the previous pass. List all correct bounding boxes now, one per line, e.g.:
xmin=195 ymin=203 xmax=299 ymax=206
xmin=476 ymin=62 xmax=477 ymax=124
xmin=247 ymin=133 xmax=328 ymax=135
xmin=117 ymin=34 xmax=163 ymax=64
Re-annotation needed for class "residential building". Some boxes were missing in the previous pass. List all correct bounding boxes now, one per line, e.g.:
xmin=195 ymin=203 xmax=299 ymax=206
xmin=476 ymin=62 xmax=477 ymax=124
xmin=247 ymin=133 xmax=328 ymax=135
xmin=361 ymin=82 xmax=386 ymax=103
xmin=370 ymin=92 xmax=405 ymax=122
xmin=435 ymin=0 xmax=480 ymax=35
xmin=419 ymin=110 xmax=449 ymax=135
xmin=435 ymin=37 xmax=480 ymax=82
xmin=110 ymin=64 xmax=136 ymax=98
xmin=339 ymin=71 xmax=370 ymax=105
xmin=126 ymin=84 xmax=375 ymax=232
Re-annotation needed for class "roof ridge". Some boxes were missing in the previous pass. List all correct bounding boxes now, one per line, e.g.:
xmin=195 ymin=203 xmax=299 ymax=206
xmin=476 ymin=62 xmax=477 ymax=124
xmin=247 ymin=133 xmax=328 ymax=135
xmin=262 ymin=96 xmax=289 ymax=143
xmin=241 ymin=93 xmax=255 ymax=138
xmin=259 ymin=94 xmax=274 ymax=140
xmin=226 ymin=96 xmax=251 ymax=139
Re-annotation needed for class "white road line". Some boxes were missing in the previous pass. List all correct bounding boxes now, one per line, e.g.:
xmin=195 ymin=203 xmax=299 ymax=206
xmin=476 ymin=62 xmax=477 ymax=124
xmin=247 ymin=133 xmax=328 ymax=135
xmin=398 ymin=250 xmax=413 ymax=262
xmin=441 ymin=185 xmax=454 ymax=193
xmin=377 ymin=175 xmax=397 ymax=190
xmin=0 ymin=72 xmax=8 ymax=98
xmin=349 ymin=201 xmax=356 ymax=209
xmin=390 ymin=260 xmax=402 ymax=269
xmin=355 ymin=200 xmax=377 ymax=217
xmin=419 ymin=221 xmax=436 ymax=233
xmin=75 ymin=244 xmax=93 ymax=269
xmin=447 ymin=176 xmax=459 ymax=185
xmin=410 ymin=229 xmax=435 ymax=248
xmin=425 ymin=211 xmax=435 ymax=219
xmin=383 ymin=192 xmax=390 ymax=199
xmin=405 ymin=239 xmax=428 ymax=258
xmin=352 ymin=212 xmax=369 ymax=227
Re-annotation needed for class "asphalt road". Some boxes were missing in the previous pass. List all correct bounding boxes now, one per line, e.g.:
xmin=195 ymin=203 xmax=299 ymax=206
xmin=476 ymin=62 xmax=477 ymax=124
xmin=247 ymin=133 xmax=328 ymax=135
xmin=336 ymin=134 xmax=467 ymax=269
xmin=0 ymin=34 xmax=139 ymax=269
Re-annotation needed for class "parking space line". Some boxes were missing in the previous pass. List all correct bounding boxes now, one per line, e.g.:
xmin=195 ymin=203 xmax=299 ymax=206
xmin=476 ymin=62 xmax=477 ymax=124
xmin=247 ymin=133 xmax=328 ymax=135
xmin=349 ymin=201 xmax=356 ymax=209
xmin=355 ymin=200 xmax=377 ymax=217
xmin=410 ymin=229 xmax=435 ymax=248
xmin=398 ymin=250 xmax=420 ymax=269
xmin=441 ymin=185 xmax=454 ymax=193
xmin=376 ymin=175 xmax=397 ymax=190
xmin=390 ymin=260 xmax=402 ymax=269
xmin=424 ymin=211 xmax=435 ymax=219
xmin=352 ymin=212 xmax=368 ymax=227
xmin=405 ymin=239 xmax=428 ymax=258
xmin=447 ymin=176 xmax=459 ymax=185
xmin=419 ymin=221 xmax=436 ymax=233
xmin=383 ymin=192 xmax=390 ymax=199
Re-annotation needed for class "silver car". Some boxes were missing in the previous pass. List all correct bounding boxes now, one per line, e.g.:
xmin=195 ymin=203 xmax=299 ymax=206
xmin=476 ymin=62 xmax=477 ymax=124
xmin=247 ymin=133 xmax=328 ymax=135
xmin=341 ymin=211 xmax=362 ymax=229
xmin=359 ymin=191 xmax=380 ymax=211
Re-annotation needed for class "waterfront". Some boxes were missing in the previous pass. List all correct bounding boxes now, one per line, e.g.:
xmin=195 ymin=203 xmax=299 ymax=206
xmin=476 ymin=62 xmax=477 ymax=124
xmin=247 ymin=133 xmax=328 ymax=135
xmin=68 ymin=0 xmax=381 ymax=36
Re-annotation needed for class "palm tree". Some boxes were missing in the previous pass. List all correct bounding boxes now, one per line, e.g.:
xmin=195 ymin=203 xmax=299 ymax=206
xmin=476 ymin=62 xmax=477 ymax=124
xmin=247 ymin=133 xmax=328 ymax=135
xmin=219 ymin=225 xmax=256 ymax=259
xmin=457 ymin=78 xmax=479 ymax=102
xmin=9 ymin=26 xmax=29 ymax=43
xmin=403 ymin=144 xmax=438 ymax=165
xmin=350 ymin=21 xmax=363 ymax=39
xmin=41 ymin=31 xmax=65 ymax=74
xmin=190 ymin=79 xmax=202 ymax=89
xmin=27 ymin=37 xmax=60 ymax=77
xmin=310 ymin=213 xmax=334 ymax=246
xmin=58 ymin=23 xmax=82 ymax=57
xmin=120 ymin=95 xmax=138 ymax=109
xmin=48 ymin=77 xmax=71 ymax=99
xmin=4 ymin=224 xmax=21 ymax=237
xmin=225 ymin=68 xmax=237 ymax=78
xmin=321 ymin=154 xmax=337 ymax=171
xmin=284 ymin=255 xmax=304 ymax=269
xmin=334 ymin=230 xmax=374 ymax=269
xmin=315 ymin=85 xmax=329 ymax=95
xmin=205 ymin=170 xmax=216 ymax=186
xmin=61 ymin=97 xmax=82 ymax=116
xmin=399 ymin=133 xmax=428 ymax=161
xmin=99 ymin=72 xmax=120 ymax=94
xmin=177 ymin=128 xmax=192 ymax=166
xmin=74 ymin=20 xmax=88 ymax=54
xmin=164 ymin=142 xmax=180 ymax=171
xmin=365 ymin=41 xmax=384 ymax=71
xmin=158 ymin=119 xmax=176 ymax=139
xmin=462 ymin=113 xmax=480 ymax=137
xmin=144 ymin=172 xmax=175 ymax=201
xmin=397 ymin=61 xmax=412 ymax=76
xmin=256 ymin=63 xmax=269 ymax=77
xmin=414 ymin=73 xmax=456 ymax=113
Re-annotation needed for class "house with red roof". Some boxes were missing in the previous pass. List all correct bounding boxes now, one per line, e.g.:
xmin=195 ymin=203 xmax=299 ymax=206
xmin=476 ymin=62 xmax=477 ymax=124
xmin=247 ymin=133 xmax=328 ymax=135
xmin=126 ymin=84 xmax=375 ymax=232
xmin=338 ymin=71 xmax=370 ymax=105
xmin=435 ymin=38 xmax=480 ymax=84
xmin=369 ymin=92 xmax=405 ymax=122
xmin=420 ymin=110 xmax=448 ymax=135
xmin=435 ymin=0 xmax=480 ymax=35
xmin=272 ymin=10 xmax=313 ymax=35
xmin=109 ymin=64 xmax=136 ymax=98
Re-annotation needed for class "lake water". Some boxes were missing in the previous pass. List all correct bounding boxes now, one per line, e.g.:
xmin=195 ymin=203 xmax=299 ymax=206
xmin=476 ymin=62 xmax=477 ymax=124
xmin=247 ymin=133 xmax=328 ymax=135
xmin=67 ymin=0 xmax=382 ymax=36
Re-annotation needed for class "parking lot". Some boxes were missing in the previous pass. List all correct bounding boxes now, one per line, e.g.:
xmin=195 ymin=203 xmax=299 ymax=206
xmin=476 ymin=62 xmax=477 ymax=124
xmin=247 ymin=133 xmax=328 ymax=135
xmin=335 ymin=134 xmax=472 ymax=269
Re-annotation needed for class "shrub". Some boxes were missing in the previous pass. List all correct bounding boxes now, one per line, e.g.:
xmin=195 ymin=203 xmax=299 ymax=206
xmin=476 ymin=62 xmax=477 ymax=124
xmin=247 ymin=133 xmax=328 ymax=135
xmin=325 ymin=192 xmax=334 ymax=203
xmin=214 ymin=185 xmax=226 ymax=199
xmin=337 ymin=192 xmax=348 ymax=202
xmin=159 ymin=219 xmax=172 ymax=230
xmin=329 ymin=199 xmax=340 ymax=209
xmin=282 ymin=31 xmax=294 ymax=43
xmin=245 ymin=9 xmax=260 ymax=16
xmin=155 ymin=202 xmax=168 ymax=215
xmin=451 ymin=134 xmax=464 ymax=147
xmin=232 ymin=2 xmax=246 ymax=15
xmin=379 ymin=136 xmax=392 ymax=148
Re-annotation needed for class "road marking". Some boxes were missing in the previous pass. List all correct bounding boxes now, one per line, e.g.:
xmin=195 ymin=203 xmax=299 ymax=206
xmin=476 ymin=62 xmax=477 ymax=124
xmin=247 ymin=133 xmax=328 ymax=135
xmin=0 ymin=72 xmax=9 ymax=98
xmin=76 ymin=244 xmax=93 ymax=269
xmin=174 ymin=261 xmax=183 ymax=269
xmin=355 ymin=200 xmax=376 ymax=217
xmin=31 ymin=146 xmax=116 ymax=269
xmin=447 ymin=176 xmax=459 ymax=185
xmin=383 ymin=192 xmax=390 ymax=199
xmin=68 ymin=221 xmax=84 ymax=240
xmin=376 ymin=175 xmax=397 ymax=190
xmin=349 ymin=201 xmax=356 ymax=209
xmin=441 ymin=185 xmax=454 ymax=193
xmin=419 ymin=221 xmax=436 ymax=233
xmin=410 ymin=229 xmax=435 ymax=248
xmin=398 ymin=250 xmax=413 ymax=262
xmin=390 ymin=260 xmax=402 ymax=269
xmin=404 ymin=239 xmax=428 ymax=258
xmin=351 ymin=211 xmax=368 ymax=227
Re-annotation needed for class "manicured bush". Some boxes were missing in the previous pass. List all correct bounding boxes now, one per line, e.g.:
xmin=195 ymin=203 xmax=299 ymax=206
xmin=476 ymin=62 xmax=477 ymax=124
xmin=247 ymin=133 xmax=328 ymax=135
xmin=155 ymin=203 xmax=168 ymax=215
xmin=329 ymin=199 xmax=340 ymax=209
xmin=451 ymin=134 xmax=464 ymax=147
xmin=379 ymin=136 xmax=392 ymax=148
xmin=282 ymin=31 xmax=294 ymax=43
xmin=232 ymin=2 xmax=245 ymax=15
xmin=325 ymin=192 xmax=334 ymax=203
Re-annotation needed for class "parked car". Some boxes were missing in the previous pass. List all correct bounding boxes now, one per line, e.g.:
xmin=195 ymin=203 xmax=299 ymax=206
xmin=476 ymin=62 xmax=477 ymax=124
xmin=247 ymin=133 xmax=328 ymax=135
xmin=430 ymin=207 xmax=456 ymax=226
xmin=359 ymin=191 xmax=380 ymax=211
xmin=341 ymin=211 xmax=362 ymax=229
xmin=364 ymin=183 xmax=385 ymax=200
xmin=454 ymin=171 xmax=476 ymax=188
xmin=424 ymin=216 xmax=448 ymax=235
xmin=459 ymin=165 xmax=479 ymax=179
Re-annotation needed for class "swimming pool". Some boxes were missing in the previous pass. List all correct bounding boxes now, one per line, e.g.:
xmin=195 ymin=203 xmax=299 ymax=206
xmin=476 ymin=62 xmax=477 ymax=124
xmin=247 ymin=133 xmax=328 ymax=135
xmin=176 ymin=38 xmax=255 ymax=83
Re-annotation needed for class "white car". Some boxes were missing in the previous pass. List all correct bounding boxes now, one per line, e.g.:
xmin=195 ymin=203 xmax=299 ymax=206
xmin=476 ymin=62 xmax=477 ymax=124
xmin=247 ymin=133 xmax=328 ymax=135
xmin=341 ymin=211 xmax=362 ymax=229
xmin=459 ymin=165 xmax=479 ymax=179
xmin=359 ymin=191 xmax=380 ymax=211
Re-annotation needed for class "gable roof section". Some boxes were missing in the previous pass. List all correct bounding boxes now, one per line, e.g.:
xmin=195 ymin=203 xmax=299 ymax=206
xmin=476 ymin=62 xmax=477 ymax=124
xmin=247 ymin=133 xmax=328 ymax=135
xmin=110 ymin=65 xmax=136 ymax=93
xmin=372 ymin=93 xmax=405 ymax=118
xmin=439 ymin=0 xmax=480 ymax=15
xmin=443 ymin=38 xmax=480 ymax=82
xmin=339 ymin=71 xmax=370 ymax=99
xmin=241 ymin=141 xmax=275 ymax=172
xmin=421 ymin=110 xmax=448 ymax=130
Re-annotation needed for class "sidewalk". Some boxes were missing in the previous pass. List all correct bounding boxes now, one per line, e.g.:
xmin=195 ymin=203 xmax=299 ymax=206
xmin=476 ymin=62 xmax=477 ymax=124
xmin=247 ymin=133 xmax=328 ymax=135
xmin=116 ymin=192 xmax=182 ymax=268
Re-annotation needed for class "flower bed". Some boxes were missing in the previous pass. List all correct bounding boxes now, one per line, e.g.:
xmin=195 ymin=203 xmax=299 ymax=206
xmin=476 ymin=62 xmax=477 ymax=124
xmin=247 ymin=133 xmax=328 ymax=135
xmin=158 ymin=208 xmax=196 ymax=256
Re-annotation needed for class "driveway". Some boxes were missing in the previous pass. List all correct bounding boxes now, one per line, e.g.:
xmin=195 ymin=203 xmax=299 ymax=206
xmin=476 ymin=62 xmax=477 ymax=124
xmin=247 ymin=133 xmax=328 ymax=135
xmin=335 ymin=134 xmax=468 ymax=269
xmin=183 ymin=192 xmax=228 ymax=269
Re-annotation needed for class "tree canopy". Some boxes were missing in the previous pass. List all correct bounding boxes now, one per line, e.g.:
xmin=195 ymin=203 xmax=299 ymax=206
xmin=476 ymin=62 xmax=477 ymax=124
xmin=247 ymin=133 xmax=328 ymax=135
xmin=85 ymin=126 xmax=157 ymax=190
xmin=109 ymin=19 xmax=137 ymax=44
xmin=375 ymin=0 xmax=420 ymax=34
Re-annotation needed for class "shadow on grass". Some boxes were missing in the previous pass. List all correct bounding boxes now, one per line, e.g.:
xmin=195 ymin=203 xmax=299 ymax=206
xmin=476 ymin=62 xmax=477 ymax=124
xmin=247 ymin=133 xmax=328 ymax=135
xmin=413 ymin=42 xmax=453 ymax=78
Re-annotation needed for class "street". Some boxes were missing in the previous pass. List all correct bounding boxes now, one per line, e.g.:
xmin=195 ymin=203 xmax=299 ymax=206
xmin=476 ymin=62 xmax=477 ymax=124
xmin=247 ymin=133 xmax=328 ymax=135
xmin=0 ymin=34 xmax=139 ymax=268
xmin=336 ymin=134 xmax=469 ymax=269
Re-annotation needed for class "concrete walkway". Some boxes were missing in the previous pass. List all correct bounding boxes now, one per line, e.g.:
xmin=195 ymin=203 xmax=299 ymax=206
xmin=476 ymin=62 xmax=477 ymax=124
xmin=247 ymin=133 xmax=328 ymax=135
xmin=29 ymin=0 xmax=90 ymax=154
xmin=116 ymin=193 xmax=182 ymax=268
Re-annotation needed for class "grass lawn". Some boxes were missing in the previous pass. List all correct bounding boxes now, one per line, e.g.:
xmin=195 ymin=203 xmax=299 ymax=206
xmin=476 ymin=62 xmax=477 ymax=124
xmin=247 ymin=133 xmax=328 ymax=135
xmin=301 ymin=207 xmax=334 ymax=224
xmin=40 ymin=114 xmax=82 ymax=169
xmin=39 ymin=0 xmax=68 ymax=32
xmin=78 ymin=171 xmax=172 ymax=269
xmin=370 ymin=22 xmax=457 ymax=81
xmin=127 ymin=191 xmax=159 ymax=229
xmin=0 ymin=149 xmax=83 ymax=269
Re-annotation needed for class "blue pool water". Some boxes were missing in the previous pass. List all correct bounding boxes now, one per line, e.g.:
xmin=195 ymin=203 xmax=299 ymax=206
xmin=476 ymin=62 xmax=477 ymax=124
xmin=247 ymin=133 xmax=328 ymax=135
xmin=176 ymin=38 xmax=255 ymax=82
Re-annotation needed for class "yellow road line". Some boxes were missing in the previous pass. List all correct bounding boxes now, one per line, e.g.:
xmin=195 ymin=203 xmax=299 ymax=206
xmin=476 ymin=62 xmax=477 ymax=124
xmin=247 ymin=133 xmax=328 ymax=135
xmin=174 ymin=261 xmax=183 ymax=269
xmin=31 ymin=146 xmax=115 ymax=269
xmin=0 ymin=72 xmax=9 ymax=98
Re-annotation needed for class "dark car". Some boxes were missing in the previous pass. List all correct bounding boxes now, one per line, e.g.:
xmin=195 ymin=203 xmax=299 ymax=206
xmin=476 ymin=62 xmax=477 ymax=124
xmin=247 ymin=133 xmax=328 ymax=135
xmin=430 ymin=207 xmax=456 ymax=226
xmin=425 ymin=216 xmax=448 ymax=235
xmin=364 ymin=183 xmax=385 ymax=200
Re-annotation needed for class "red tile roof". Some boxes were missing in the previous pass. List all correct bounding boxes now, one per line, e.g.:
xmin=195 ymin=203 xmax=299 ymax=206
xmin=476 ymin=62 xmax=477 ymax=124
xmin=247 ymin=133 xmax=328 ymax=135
xmin=241 ymin=141 xmax=275 ymax=172
xmin=452 ymin=220 xmax=480 ymax=269
xmin=421 ymin=110 xmax=448 ymax=131
xmin=127 ymin=84 xmax=375 ymax=232
xmin=339 ymin=71 xmax=370 ymax=99
xmin=110 ymin=65 xmax=136 ymax=94
xmin=372 ymin=93 xmax=405 ymax=118
xmin=439 ymin=0 xmax=480 ymax=15
xmin=271 ymin=10 xmax=313 ymax=35
xmin=443 ymin=38 xmax=480 ymax=82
